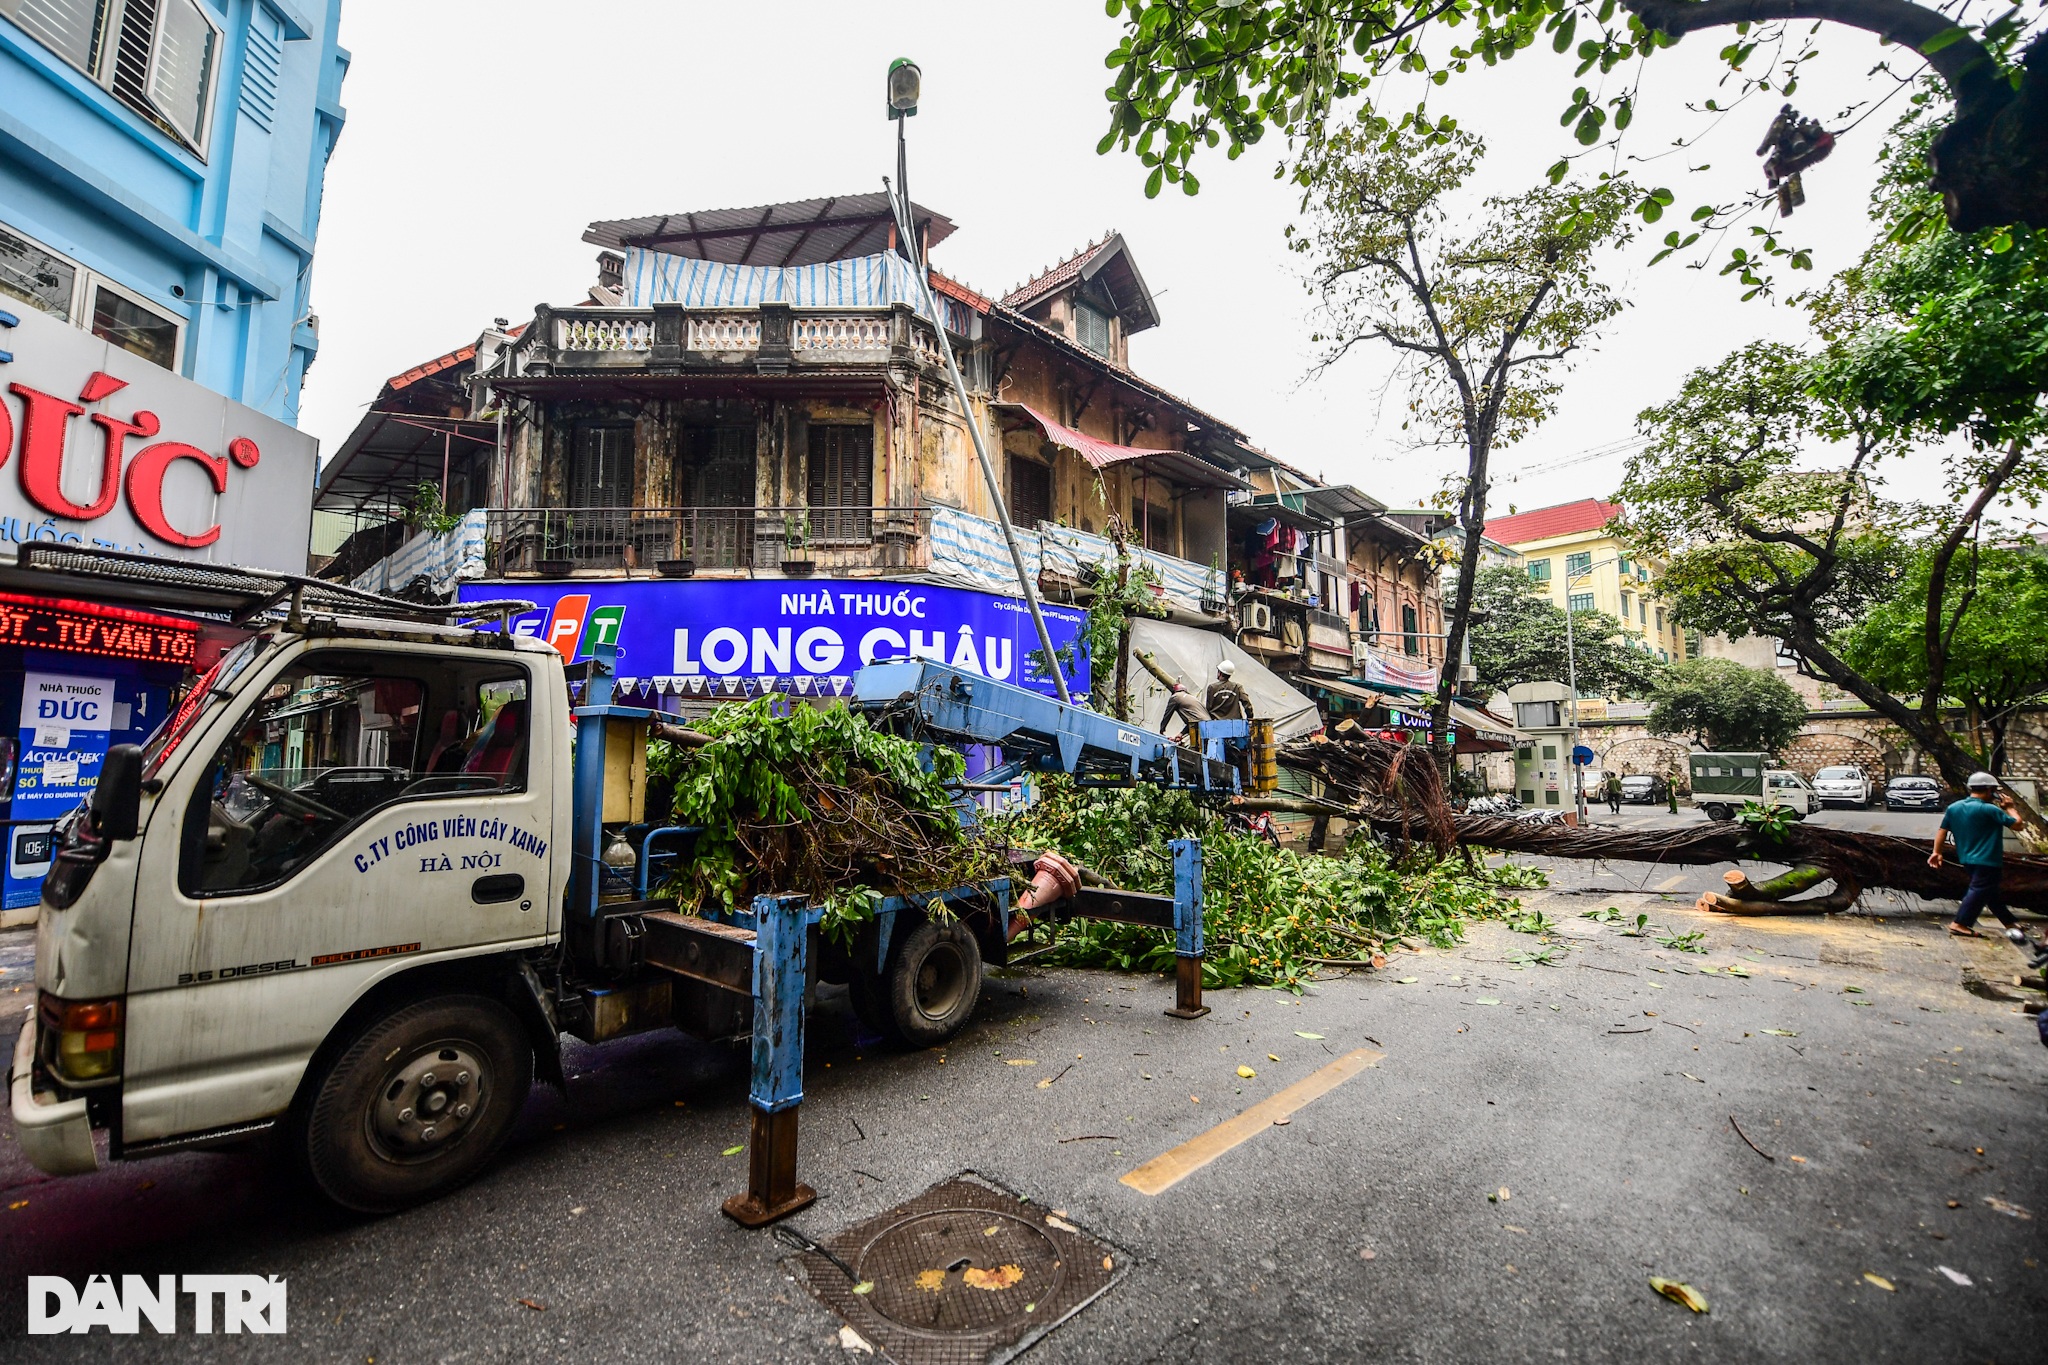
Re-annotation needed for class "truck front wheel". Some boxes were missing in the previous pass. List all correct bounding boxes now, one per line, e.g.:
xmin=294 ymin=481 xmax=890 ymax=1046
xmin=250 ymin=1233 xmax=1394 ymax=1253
xmin=301 ymin=995 xmax=532 ymax=1213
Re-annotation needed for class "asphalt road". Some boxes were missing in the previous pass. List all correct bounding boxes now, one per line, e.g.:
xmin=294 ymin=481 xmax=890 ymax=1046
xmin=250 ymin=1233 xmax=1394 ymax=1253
xmin=4 ymin=859 xmax=2045 ymax=1363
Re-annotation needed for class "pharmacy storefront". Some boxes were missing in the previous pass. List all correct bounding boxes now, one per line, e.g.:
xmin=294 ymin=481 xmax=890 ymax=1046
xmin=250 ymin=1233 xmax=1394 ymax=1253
xmin=0 ymin=304 xmax=315 ymax=910
xmin=456 ymin=579 xmax=1092 ymax=706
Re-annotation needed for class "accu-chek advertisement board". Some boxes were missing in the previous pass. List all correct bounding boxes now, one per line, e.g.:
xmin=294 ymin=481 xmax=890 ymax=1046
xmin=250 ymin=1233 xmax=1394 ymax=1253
xmin=456 ymin=579 xmax=1092 ymax=700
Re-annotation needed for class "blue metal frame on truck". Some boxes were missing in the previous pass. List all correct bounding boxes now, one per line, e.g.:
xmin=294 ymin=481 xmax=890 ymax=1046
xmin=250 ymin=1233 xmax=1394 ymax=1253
xmin=559 ymin=634 xmax=1229 ymax=1223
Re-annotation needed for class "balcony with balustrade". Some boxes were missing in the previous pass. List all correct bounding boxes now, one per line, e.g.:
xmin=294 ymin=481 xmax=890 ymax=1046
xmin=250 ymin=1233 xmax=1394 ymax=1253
xmin=483 ymin=505 xmax=931 ymax=578
xmin=498 ymin=301 xmax=948 ymax=392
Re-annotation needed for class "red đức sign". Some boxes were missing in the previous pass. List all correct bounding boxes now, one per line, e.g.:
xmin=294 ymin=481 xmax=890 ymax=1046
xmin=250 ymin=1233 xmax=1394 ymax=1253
xmin=0 ymin=301 xmax=314 ymax=572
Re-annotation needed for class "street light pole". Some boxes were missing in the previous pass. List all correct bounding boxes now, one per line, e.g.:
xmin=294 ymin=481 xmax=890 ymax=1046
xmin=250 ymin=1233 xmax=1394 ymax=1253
xmin=1560 ymin=554 xmax=1623 ymax=826
xmin=883 ymin=60 xmax=1072 ymax=705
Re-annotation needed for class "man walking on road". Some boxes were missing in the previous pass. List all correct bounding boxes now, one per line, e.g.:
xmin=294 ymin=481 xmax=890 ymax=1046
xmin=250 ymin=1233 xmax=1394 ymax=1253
xmin=1604 ymin=772 xmax=1623 ymax=815
xmin=1930 ymin=773 xmax=2048 ymax=965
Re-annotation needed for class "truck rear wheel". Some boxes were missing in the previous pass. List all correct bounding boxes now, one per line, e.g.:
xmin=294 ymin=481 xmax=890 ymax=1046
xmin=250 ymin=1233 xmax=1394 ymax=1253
xmin=889 ymin=919 xmax=983 ymax=1047
xmin=1703 ymin=804 xmax=1733 ymax=821
xmin=854 ymin=918 xmax=984 ymax=1048
xmin=301 ymin=995 xmax=532 ymax=1213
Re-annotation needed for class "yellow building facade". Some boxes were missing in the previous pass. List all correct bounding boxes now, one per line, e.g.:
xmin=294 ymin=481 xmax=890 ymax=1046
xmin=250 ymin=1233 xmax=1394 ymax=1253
xmin=1483 ymin=499 xmax=1692 ymax=670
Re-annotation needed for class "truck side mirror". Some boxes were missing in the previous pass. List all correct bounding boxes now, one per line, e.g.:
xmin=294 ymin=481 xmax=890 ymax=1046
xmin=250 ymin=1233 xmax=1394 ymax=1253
xmin=92 ymin=744 xmax=144 ymax=842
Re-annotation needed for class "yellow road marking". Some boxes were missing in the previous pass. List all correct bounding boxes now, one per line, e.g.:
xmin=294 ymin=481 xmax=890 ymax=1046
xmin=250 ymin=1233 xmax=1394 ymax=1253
xmin=1118 ymin=1047 xmax=1384 ymax=1196
xmin=1656 ymin=874 xmax=1690 ymax=892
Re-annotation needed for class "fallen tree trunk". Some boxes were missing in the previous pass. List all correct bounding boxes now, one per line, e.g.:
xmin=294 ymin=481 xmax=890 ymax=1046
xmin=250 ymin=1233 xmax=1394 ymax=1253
xmin=1423 ymin=813 xmax=2048 ymax=912
xmin=1274 ymin=729 xmax=2048 ymax=912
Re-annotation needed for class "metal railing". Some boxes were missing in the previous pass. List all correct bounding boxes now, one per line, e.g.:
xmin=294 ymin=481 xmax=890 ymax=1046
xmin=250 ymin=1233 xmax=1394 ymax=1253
xmin=482 ymin=506 xmax=932 ymax=574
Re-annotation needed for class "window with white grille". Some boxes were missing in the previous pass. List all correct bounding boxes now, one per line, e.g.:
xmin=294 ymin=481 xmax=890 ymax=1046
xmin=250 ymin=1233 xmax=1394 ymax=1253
xmin=1 ymin=0 xmax=220 ymax=154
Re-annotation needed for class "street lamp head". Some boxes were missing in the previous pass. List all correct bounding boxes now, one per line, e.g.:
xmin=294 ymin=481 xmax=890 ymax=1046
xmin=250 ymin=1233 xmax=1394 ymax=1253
xmin=887 ymin=58 xmax=921 ymax=118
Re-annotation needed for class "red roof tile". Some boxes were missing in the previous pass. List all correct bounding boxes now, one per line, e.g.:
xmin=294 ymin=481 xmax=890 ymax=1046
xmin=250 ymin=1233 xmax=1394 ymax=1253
xmin=930 ymin=269 xmax=993 ymax=314
xmin=1481 ymin=498 xmax=1623 ymax=547
xmin=1002 ymin=235 xmax=1116 ymax=310
xmin=388 ymin=344 xmax=477 ymax=392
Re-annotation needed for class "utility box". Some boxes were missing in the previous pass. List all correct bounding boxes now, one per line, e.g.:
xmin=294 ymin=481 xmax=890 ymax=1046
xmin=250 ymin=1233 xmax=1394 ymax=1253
xmin=1506 ymin=681 xmax=1576 ymax=807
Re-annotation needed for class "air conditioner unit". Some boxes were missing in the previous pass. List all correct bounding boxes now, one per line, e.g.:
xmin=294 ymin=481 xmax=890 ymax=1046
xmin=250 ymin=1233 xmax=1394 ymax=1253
xmin=1241 ymin=600 xmax=1274 ymax=634
xmin=1459 ymin=663 xmax=1478 ymax=684
xmin=1351 ymin=638 xmax=1374 ymax=669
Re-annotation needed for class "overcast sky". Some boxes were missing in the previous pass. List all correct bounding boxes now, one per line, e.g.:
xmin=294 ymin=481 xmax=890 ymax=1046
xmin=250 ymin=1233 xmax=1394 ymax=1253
xmin=305 ymin=1 xmax=1922 ymax=515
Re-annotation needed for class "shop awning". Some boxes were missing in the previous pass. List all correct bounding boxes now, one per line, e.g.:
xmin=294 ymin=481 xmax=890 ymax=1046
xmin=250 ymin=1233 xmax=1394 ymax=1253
xmin=999 ymin=404 xmax=1245 ymax=491
xmin=315 ymin=410 xmax=498 ymax=514
xmin=1448 ymin=700 xmax=1522 ymax=750
xmin=1125 ymin=617 xmax=1322 ymax=740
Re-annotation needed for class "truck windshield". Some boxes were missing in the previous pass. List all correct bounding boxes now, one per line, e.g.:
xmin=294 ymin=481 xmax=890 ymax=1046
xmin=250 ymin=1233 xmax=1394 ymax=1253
xmin=182 ymin=649 xmax=531 ymax=898
xmin=143 ymin=636 xmax=268 ymax=778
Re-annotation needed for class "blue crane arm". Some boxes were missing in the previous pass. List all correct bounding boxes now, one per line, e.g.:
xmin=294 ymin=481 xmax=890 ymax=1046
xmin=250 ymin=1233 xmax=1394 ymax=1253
xmin=850 ymin=659 xmax=1242 ymax=793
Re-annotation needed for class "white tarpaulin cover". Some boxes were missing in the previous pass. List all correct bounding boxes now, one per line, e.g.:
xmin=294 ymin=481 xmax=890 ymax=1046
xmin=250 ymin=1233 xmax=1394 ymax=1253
xmin=1126 ymin=617 xmax=1322 ymax=740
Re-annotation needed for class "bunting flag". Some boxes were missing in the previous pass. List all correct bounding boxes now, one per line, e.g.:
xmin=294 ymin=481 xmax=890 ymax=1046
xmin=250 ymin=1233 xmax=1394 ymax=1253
xmin=793 ymin=676 xmax=813 ymax=695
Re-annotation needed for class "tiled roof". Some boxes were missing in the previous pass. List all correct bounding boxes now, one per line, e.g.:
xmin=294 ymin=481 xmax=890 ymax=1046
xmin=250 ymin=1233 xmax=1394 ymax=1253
xmin=930 ymin=269 xmax=993 ymax=314
xmin=387 ymin=345 xmax=476 ymax=392
xmin=1481 ymin=498 xmax=1623 ymax=547
xmin=1002 ymin=235 xmax=1117 ymax=310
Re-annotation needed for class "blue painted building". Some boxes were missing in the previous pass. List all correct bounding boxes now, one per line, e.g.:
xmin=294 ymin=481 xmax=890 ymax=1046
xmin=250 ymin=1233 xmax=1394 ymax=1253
xmin=0 ymin=0 xmax=347 ymax=424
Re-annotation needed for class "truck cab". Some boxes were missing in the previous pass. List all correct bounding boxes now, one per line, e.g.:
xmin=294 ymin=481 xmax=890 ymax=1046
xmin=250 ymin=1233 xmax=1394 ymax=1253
xmin=13 ymin=604 xmax=571 ymax=1208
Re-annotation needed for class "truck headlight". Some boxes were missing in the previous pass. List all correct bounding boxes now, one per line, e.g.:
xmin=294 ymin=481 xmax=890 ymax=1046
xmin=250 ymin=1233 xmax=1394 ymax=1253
xmin=40 ymin=993 xmax=123 ymax=1084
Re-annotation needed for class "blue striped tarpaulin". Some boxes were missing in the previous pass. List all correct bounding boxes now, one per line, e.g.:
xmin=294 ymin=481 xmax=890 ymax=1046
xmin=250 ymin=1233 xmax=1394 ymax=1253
xmin=625 ymin=247 xmax=928 ymax=313
xmin=928 ymin=506 xmax=1216 ymax=616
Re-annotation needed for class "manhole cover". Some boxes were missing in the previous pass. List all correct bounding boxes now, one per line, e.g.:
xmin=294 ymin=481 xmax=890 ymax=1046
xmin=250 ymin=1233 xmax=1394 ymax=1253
xmin=795 ymin=1174 xmax=1123 ymax=1365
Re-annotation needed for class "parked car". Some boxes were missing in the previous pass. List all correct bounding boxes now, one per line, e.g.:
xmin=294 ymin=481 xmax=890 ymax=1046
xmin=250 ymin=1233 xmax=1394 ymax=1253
xmin=1812 ymin=764 xmax=1873 ymax=808
xmin=1620 ymin=774 xmax=1667 ymax=804
xmin=1884 ymin=774 xmax=1947 ymax=812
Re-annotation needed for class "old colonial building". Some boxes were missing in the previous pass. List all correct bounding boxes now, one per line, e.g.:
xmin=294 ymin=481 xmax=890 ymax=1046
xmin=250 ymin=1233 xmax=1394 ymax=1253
xmin=316 ymin=194 xmax=1457 ymax=722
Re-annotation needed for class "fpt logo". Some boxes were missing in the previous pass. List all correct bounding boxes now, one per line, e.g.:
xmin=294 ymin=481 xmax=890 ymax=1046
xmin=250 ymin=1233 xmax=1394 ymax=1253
xmin=512 ymin=595 xmax=625 ymax=663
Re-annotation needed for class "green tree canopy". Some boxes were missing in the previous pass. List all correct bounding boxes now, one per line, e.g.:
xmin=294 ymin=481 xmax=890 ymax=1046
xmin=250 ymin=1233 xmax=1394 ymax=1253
xmin=1466 ymin=563 xmax=1663 ymax=700
xmin=1099 ymin=1 xmax=2047 ymax=236
xmin=1647 ymin=657 xmax=1808 ymax=752
xmin=1292 ymin=122 xmax=1631 ymax=772
xmin=1836 ymin=547 xmax=2048 ymax=775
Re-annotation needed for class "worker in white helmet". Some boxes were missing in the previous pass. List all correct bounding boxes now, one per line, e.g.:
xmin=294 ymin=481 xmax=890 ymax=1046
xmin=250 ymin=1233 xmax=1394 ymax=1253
xmin=1205 ymin=659 xmax=1251 ymax=722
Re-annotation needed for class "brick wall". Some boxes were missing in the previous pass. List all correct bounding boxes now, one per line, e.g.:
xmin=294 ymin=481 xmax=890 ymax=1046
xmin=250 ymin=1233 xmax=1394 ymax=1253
xmin=1575 ymin=708 xmax=2048 ymax=786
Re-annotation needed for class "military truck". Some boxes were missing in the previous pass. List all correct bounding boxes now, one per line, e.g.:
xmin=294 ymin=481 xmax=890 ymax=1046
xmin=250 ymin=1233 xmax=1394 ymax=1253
xmin=1687 ymin=752 xmax=1820 ymax=822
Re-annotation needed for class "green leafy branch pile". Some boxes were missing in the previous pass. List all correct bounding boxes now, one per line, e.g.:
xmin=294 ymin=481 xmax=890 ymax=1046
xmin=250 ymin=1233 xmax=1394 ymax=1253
xmin=998 ymin=779 xmax=1543 ymax=992
xmin=647 ymin=700 xmax=998 ymax=935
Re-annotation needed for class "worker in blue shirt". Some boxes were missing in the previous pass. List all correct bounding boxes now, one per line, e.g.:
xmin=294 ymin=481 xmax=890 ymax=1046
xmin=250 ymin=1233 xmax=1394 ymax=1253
xmin=1929 ymin=773 xmax=2048 ymax=965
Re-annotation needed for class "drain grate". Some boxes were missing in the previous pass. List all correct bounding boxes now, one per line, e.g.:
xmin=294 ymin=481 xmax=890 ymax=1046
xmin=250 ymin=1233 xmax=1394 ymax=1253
xmin=795 ymin=1173 xmax=1123 ymax=1364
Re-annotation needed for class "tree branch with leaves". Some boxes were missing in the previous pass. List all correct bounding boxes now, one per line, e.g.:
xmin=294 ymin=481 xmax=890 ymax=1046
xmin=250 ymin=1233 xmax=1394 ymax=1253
xmin=1100 ymin=0 xmax=2047 ymax=247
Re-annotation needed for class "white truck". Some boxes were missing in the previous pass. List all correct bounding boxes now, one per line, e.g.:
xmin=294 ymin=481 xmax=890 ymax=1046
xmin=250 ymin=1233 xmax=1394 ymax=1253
xmin=7 ymin=550 xmax=1219 ymax=1222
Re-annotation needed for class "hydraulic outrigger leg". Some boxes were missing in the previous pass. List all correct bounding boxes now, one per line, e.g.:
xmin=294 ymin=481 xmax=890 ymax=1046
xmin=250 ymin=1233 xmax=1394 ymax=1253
xmin=1164 ymin=837 xmax=1210 ymax=1019
xmin=722 ymin=892 xmax=818 ymax=1226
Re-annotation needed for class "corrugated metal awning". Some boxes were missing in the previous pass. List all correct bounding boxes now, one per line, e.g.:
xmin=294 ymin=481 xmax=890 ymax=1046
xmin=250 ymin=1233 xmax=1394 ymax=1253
xmin=998 ymin=404 xmax=1244 ymax=491
xmin=584 ymin=193 xmax=956 ymax=268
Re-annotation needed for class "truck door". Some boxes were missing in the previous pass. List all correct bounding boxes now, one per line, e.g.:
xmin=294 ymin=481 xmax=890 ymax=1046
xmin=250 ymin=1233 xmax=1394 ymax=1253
xmin=119 ymin=642 xmax=557 ymax=1146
